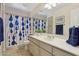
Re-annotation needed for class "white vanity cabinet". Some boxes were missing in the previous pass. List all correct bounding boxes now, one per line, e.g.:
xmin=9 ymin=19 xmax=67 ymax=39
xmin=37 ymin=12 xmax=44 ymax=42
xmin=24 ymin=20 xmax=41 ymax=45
xmin=28 ymin=36 xmax=75 ymax=56
xmin=28 ymin=37 xmax=53 ymax=56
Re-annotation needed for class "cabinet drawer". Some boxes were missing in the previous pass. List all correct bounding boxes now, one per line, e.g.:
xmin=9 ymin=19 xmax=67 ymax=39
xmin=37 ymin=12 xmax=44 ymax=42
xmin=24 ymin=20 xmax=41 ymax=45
xmin=29 ymin=37 xmax=40 ymax=45
xmin=40 ymin=48 xmax=52 ymax=56
xmin=53 ymin=47 xmax=73 ymax=56
xmin=40 ymin=41 xmax=52 ymax=53
xmin=29 ymin=42 xmax=40 ymax=56
xmin=0 ymin=46 xmax=2 ymax=56
xmin=0 ymin=52 xmax=2 ymax=56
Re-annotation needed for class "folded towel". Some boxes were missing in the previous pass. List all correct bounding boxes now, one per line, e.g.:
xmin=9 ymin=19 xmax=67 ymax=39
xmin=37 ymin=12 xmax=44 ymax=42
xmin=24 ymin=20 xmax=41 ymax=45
xmin=0 ymin=17 xmax=4 ymax=43
xmin=68 ymin=27 xmax=72 ymax=40
xmin=66 ymin=26 xmax=79 ymax=46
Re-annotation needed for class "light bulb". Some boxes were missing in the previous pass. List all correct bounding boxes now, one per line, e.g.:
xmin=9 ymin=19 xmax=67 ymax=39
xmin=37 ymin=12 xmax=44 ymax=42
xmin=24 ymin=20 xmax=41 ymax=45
xmin=44 ymin=4 xmax=52 ymax=9
xmin=52 ymin=3 xmax=56 ymax=7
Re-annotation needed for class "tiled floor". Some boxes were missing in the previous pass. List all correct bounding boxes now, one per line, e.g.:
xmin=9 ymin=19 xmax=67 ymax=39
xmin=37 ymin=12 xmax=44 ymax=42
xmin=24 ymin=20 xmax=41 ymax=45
xmin=4 ymin=45 xmax=32 ymax=56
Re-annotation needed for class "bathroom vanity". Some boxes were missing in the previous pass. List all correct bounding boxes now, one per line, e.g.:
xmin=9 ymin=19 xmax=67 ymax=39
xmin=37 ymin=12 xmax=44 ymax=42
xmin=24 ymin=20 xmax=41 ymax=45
xmin=28 ymin=33 xmax=79 ymax=56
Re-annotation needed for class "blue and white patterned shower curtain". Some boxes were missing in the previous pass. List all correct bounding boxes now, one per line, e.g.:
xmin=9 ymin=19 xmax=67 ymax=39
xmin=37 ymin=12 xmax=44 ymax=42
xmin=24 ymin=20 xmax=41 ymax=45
xmin=6 ymin=14 xmax=31 ymax=47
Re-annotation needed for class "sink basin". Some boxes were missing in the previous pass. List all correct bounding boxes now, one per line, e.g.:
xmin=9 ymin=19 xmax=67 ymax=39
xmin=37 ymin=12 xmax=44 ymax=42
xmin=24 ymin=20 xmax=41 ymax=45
xmin=39 ymin=35 xmax=54 ymax=41
xmin=32 ymin=33 xmax=54 ymax=41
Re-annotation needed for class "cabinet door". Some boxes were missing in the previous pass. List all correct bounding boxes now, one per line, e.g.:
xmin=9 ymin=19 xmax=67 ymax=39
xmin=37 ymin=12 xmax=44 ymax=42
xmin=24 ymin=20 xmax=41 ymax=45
xmin=0 ymin=46 xmax=2 ymax=55
xmin=28 ymin=42 xmax=34 ymax=55
xmin=40 ymin=48 xmax=52 ymax=56
xmin=29 ymin=42 xmax=40 ymax=56
xmin=40 ymin=41 xmax=52 ymax=54
xmin=53 ymin=47 xmax=73 ymax=56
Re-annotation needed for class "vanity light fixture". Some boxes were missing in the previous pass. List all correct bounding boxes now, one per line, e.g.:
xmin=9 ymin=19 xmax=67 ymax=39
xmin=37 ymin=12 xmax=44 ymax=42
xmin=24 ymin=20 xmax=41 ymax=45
xmin=44 ymin=4 xmax=52 ymax=9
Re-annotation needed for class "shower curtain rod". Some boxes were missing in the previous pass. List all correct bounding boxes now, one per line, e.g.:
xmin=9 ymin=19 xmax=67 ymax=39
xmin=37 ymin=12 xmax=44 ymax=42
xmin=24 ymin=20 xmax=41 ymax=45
xmin=5 ymin=12 xmax=30 ymax=18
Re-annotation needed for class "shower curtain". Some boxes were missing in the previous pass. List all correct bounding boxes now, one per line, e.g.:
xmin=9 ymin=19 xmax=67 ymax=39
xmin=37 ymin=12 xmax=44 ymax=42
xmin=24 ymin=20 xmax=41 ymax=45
xmin=5 ymin=14 xmax=31 ymax=48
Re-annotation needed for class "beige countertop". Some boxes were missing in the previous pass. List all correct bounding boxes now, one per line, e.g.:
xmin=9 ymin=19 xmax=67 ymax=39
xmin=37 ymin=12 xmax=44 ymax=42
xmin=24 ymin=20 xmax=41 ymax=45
xmin=29 ymin=33 xmax=79 ymax=56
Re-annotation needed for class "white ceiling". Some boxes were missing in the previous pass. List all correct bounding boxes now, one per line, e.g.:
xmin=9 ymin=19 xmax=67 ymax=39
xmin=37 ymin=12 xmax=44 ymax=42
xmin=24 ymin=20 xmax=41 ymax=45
xmin=38 ymin=3 xmax=69 ymax=16
xmin=5 ymin=3 xmax=39 ymax=12
xmin=5 ymin=3 xmax=69 ymax=17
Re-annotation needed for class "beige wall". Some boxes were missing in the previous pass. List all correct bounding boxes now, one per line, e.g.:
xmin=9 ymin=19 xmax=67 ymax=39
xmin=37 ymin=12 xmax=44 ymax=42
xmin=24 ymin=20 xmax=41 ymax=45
xmin=47 ymin=16 xmax=53 ymax=34
xmin=51 ymin=4 xmax=79 ymax=39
